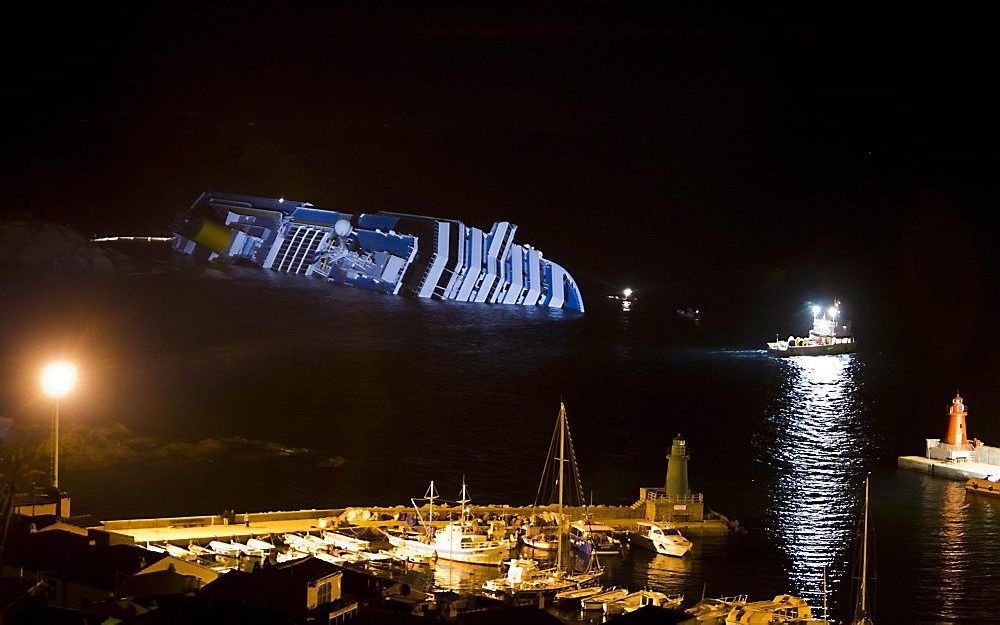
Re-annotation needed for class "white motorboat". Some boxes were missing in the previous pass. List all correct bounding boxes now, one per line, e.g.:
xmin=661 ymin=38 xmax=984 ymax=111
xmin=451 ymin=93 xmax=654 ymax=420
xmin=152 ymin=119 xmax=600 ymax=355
xmin=630 ymin=522 xmax=692 ymax=557
xmin=606 ymin=590 xmax=683 ymax=614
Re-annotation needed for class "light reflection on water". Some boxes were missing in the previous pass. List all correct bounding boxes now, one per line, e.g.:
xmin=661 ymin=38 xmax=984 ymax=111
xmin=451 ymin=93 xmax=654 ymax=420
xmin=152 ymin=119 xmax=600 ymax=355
xmin=763 ymin=354 xmax=869 ymax=616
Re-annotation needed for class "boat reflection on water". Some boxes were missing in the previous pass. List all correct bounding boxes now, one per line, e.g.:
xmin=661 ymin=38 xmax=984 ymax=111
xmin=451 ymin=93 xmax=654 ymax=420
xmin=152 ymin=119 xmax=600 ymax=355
xmin=433 ymin=559 xmax=500 ymax=593
xmin=763 ymin=353 xmax=869 ymax=618
xmin=643 ymin=552 xmax=692 ymax=583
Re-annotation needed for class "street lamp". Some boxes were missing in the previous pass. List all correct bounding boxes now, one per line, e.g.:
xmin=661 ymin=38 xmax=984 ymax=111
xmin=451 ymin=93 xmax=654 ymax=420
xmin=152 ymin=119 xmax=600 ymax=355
xmin=41 ymin=361 xmax=77 ymax=489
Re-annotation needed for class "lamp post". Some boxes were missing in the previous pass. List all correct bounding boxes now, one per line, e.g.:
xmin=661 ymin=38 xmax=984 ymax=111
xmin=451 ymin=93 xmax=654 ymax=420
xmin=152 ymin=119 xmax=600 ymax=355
xmin=41 ymin=361 xmax=77 ymax=489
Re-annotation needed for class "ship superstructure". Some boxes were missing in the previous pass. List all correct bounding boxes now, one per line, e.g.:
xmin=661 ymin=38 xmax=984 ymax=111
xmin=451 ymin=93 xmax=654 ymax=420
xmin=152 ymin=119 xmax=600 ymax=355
xmin=170 ymin=192 xmax=584 ymax=312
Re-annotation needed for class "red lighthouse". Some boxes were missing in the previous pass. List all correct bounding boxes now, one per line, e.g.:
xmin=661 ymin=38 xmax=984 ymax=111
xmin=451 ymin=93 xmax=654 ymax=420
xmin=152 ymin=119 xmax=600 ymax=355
xmin=945 ymin=393 xmax=968 ymax=447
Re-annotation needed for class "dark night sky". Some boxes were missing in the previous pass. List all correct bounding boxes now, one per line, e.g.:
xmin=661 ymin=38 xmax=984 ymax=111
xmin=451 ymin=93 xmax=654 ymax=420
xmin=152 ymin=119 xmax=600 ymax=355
xmin=4 ymin=4 xmax=997 ymax=305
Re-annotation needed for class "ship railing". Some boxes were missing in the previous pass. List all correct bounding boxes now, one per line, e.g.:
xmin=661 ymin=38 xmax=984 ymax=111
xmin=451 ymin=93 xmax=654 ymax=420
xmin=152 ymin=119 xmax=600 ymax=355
xmin=644 ymin=490 xmax=703 ymax=503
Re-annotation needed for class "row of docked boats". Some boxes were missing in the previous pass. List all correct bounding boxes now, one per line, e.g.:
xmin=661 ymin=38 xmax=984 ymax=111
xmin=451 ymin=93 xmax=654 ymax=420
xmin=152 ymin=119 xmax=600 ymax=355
xmin=556 ymin=585 xmax=683 ymax=615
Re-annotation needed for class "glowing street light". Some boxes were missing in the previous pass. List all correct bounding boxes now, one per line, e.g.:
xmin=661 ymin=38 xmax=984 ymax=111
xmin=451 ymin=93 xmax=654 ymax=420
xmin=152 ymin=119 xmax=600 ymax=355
xmin=41 ymin=361 xmax=77 ymax=489
xmin=623 ymin=288 xmax=633 ymax=298
xmin=812 ymin=305 xmax=821 ymax=318
xmin=828 ymin=306 xmax=838 ymax=319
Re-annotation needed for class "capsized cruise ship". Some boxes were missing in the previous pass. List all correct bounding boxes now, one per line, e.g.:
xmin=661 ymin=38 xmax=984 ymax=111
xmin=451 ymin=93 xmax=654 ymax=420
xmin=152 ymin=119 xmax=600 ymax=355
xmin=170 ymin=192 xmax=584 ymax=312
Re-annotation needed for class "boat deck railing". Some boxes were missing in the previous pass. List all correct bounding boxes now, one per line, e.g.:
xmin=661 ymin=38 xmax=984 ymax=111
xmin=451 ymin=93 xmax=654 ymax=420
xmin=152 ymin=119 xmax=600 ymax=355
xmin=644 ymin=489 xmax=703 ymax=503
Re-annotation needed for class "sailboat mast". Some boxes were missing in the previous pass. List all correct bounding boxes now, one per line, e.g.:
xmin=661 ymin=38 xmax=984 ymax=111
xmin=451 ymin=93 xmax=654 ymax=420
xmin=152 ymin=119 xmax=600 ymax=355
xmin=429 ymin=480 xmax=436 ymax=527
xmin=460 ymin=478 xmax=469 ymax=522
xmin=860 ymin=474 xmax=869 ymax=615
xmin=557 ymin=402 xmax=566 ymax=572
xmin=823 ymin=565 xmax=828 ymax=619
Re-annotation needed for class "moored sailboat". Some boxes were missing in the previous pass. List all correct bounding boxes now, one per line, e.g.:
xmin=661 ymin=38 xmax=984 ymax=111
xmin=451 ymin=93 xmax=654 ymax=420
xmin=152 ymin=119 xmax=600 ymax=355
xmin=482 ymin=401 xmax=604 ymax=598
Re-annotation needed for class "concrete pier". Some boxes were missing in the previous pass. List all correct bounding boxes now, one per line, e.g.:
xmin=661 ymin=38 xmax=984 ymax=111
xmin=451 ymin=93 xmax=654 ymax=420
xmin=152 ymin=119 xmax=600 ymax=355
xmin=97 ymin=500 xmax=733 ymax=545
xmin=897 ymin=455 xmax=1000 ymax=481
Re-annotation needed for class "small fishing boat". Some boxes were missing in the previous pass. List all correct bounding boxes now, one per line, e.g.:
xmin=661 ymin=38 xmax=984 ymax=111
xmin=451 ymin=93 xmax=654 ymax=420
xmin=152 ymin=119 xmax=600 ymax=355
xmin=966 ymin=476 xmax=1000 ymax=497
xmin=385 ymin=480 xmax=511 ymax=566
xmin=582 ymin=587 xmax=629 ymax=611
xmin=605 ymin=590 xmax=683 ymax=615
xmin=685 ymin=594 xmax=748 ymax=621
xmin=246 ymin=537 xmax=275 ymax=551
xmin=724 ymin=594 xmax=819 ymax=623
xmin=555 ymin=585 xmax=605 ymax=606
xmin=322 ymin=530 xmax=370 ymax=552
xmin=187 ymin=543 xmax=213 ymax=557
xmin=483 ymin=558 xmax=574 ymax=597
xmin=520 ymin=530 xmax=559 ymax=551
xmin=630 ymin=522 xmax=692 ymax=557
xmin=208 ymin=540 xmax=240 ymax=555
xmin=569 ymin=520 xmax=621 ymax=556
xmin=767 ymin=300 xmax=857 ymax=357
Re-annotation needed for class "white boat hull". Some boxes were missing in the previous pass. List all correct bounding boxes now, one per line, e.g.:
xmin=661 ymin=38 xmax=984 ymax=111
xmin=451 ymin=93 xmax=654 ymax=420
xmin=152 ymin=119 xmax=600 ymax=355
xmin=521 ymin=533 xmax=558 ymax=551
xmin=387 ymin=532 xmax=509 ymax=565
xmin=631 ymin=533 xmax=691 ymax=557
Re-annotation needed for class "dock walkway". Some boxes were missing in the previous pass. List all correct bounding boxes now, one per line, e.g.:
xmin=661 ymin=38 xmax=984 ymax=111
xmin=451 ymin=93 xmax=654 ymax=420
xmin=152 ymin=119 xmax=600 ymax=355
xmin=97 ymin=501 xmax=731 ymax=544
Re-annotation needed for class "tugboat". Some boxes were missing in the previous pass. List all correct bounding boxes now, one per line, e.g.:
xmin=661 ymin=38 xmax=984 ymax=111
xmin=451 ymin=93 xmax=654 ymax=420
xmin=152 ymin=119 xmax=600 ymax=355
xmin=766 ymin=301 xmax=857 ymax=357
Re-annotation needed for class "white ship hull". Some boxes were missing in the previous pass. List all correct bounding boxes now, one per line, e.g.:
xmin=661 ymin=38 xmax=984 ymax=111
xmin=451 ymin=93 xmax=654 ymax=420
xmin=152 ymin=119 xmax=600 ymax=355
xmin=766 ymin=340 xmax=856 ymax=357
xmin=386 ymin=531 xmax=509 ymax=565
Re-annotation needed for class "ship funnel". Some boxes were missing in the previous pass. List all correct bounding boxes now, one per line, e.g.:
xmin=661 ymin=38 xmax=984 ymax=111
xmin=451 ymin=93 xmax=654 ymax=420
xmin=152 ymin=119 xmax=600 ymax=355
xmin=945 ymin=393 xmax=969 ymax=447
xmin=665 ymin=434 xmax=690 ymax=496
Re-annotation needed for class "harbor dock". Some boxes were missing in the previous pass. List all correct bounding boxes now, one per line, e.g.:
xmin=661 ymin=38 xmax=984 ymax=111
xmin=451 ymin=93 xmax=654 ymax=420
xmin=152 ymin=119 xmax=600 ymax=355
xmin=97 ymin=500 xmax=733 ymax=545
xmin=897 ymin=456 xmax=999 ymax=481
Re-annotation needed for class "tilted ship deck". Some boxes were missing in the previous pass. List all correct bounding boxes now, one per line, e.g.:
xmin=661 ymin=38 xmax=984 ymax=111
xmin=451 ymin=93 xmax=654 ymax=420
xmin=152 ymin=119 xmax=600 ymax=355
xmin=170 ymin=192 xmax=584 ymax=312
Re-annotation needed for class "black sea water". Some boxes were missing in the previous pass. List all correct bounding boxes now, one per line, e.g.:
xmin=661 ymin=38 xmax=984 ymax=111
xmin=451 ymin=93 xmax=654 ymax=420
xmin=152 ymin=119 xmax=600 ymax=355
xmin=2 ymin=266 xmax=997 ymax=624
